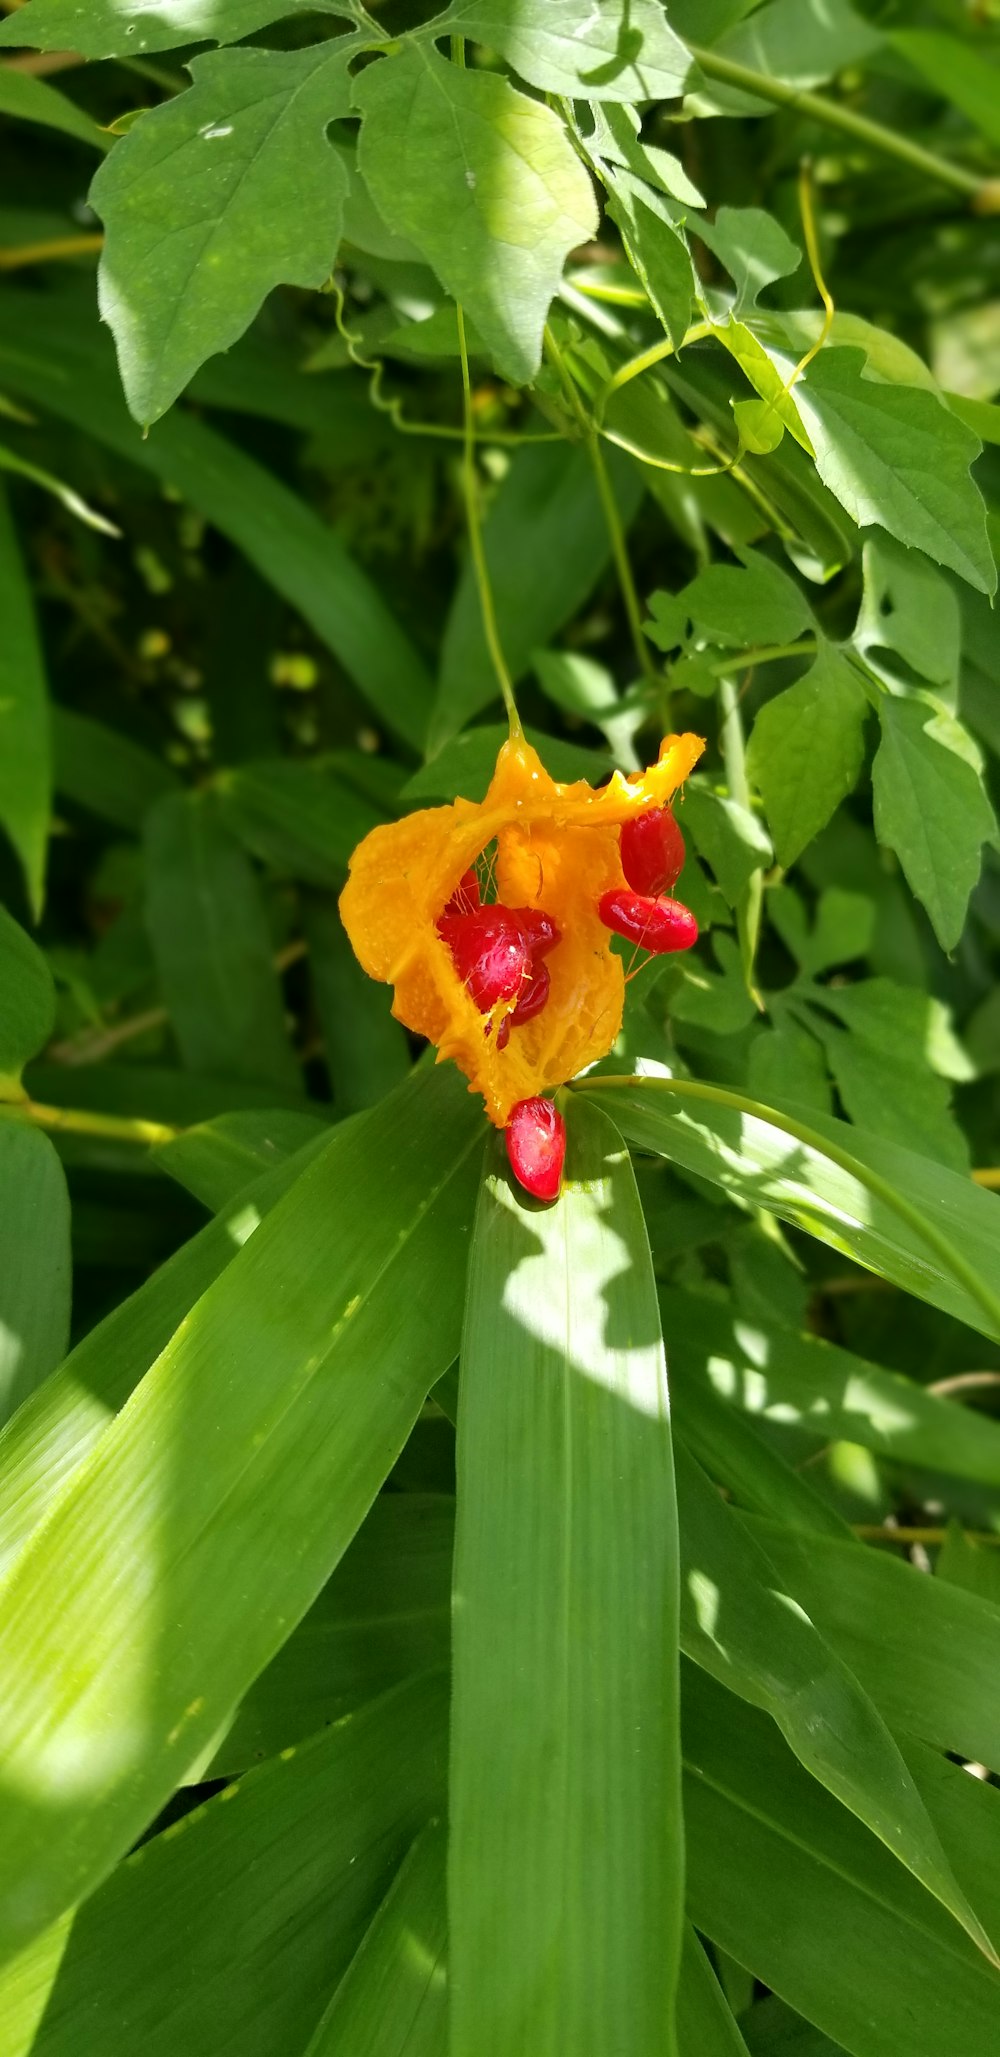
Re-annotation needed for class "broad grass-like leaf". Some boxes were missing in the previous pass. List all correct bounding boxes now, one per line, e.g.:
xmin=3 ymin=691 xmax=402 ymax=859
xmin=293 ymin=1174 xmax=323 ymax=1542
xmin=675 ymin=1443 xmax=992 ymax=1957
xmin=0 ymin=1673 xmax=448 ymax=2057
xmin=355 ymin=45 xmax=596 ymax=388
xmin=684 ymin=1665 xmax=1000 ymax=2057
xmin=0 ymin=485 xmax=51 ymax=920
xmin=450 ymin=1097 xmax=684 ymax=2055
xmin=872 ymin=695 xmax=996 ymax=951
xmin=0 ymin=0 xmax=355 ymax=56
xmin=156 ymin=1107 xmax=331 ymax=1212
xmin=580 ymin=1078 xmax=1000 ymax=1343
xmin=0 ymin=1128 xmax=70 ymax=1430
xmin=431 ymin=443 xmax=642 ymax=750
xmin=0 ymin=1134 xmax=329 ymax=1579
xmin=208 ymin=1493 xmax=452 ymax=1773
xmin=893 ymin=29 xmax=1000 ymax=147
xmin=145 ymin=790 xmax=300 ymax=1093
xmin=303 ymin=895 xmax=410 ymax=1115
xmin=677 ymin=1926 xmax=751 ymax=2055
xmin=0 ymin=909 xmax=55 ymax=1099
xmin=433 ymin=0 xmax=690 ymax=98
xmin=304 ymin=1817 xmax=447 ymax=2056
xmin=662 ymin=1288 xmax=1000 ymax=1489
xmin=92 ymin=42 xmax=357 ymax=424
xmin=0 ymin=296 xmax=433 ymax=748
xmin=672 ymin=1364 xmax=850 ymax=1539
xmin=746 ymin=1518 xmax=1000 ymax=1771
xmin=51 ymin=710 xmax=177 ymax=835
xmin=0 ymin=1064 xmax=480 ymax=1958
xmin=216 ymin=759 xmax=383 ymax=887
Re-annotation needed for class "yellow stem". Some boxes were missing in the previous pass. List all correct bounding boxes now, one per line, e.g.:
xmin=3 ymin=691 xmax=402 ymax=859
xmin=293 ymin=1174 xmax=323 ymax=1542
xmin=0 ymin=234 xmax=103 ymax=271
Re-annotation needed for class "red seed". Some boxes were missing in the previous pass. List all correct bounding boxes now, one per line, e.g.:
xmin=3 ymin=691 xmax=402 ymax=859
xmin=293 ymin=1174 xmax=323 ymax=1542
xmin=506 ymin=1096 xmax=566 ymax=1202
xmin=598 ymin=889 xmax=698 ymax=954
xmin=443 ymin=867 xmax=481 ymax=917
xmin=620 ymin=805 xmax=685 ymax=897
xmin=511 ymin=907 xmax=560 ymax=958
xmin=437 ymin=906 xmax=530 ymax=1011
xmin=496 ymin=959 xmax=551 ymax=1049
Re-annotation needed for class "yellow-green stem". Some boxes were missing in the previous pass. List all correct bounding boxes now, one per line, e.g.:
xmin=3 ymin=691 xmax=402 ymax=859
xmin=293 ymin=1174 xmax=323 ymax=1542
xmin=0 ymin=1096 xmax=177 ymax=1147
xmin=456 ymin=303 xmax=521 ymax=735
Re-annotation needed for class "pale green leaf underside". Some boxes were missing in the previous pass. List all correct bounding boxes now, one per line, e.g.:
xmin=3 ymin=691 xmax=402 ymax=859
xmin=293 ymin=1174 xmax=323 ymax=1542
xmin=92 ymin=42 xmax=355 ymax=423
xmin=0 ymin=0 xmax=355 ymax=58
xmin=355 ymin=43 xmax=597 ymax=386
xmin=431 ymin=0 xmax=691 ymax=100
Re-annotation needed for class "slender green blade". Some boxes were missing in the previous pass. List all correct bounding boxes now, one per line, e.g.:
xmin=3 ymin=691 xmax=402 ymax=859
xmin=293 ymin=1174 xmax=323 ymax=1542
xmin=683 ymin=1665 xmax=1000 ymax=2057
xmin=677 ymin=1925 xmax=751 ymax=2056
xmin=304 ymin=1817 xmax=447 ymax=2056
xmin=0 ymin=908 xmax=55 ymax=1098
xmin=0 ymin=484 xmax=51 ymax=920
xmin=0 ymin=1128 xmax=70 ymax=1430
xmin=0 ymin=67 xmax=106 ymax=150
xmin=450 ymin=1096 xmax=683 ymax=2055
xmin=0 ymin=1064 xmax=481 ymax=1960
xmin=0 ymin=1673 xmax=448 ymax=2057
xmin=581 ymin=1079 xmax=1000 ymax=1342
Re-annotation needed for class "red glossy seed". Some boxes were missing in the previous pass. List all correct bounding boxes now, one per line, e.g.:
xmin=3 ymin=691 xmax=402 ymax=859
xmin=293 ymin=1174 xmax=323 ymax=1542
xmin=496 ymin=959 xmax=551 ymax=1049
xmin=506 ymin=1096 xmax=566 ymax=1202
xmin=598 ymin=889 xmax=698 ymax=954
xmin=443 ymin=867 xmax=481 ymax=917
xmin=620 ymin=805 xmax=685 ymax=897
xmin=437 ymin=906 xmax=530 ymax=1011
xmin=511 ymin=907 xmax=560 ymax=958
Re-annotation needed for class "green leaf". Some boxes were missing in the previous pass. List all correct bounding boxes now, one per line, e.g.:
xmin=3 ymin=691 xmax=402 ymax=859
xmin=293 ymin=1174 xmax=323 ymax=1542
xmin=696 ymin=208 xmax=801 ymax=315
xmin=144 ymin=789 xmax=300 ymax=1093
xmin=670 ymin=1346 xmax=848 ymax=1538
xmin=674 ymin=1441 xmax=992 ymax=1956
xmin=677 ymin=1927 xmax=751 ymax=2056
xmin=532 ymin=649 xmax=643 ymax=771
xmin=208 ymin=1493 xmax=452 ymax=1773
xmin=684 ymin=1665 xmax=1000 ymax=2057
xmin=871 ymin=694 xmax=996 ymax=950
xmin=0 ymin=0 xmax=356 ymax=57
xmin=354 ymin=44 xmax=596 ymax=387
xmin=651 ymin=550 xmax=815 ymax=653
xmin=804 ymin=1002 xmax=968 ymax=1174
xmin=0 ymin=1063 xmax=480 ymax=1959
xmin=682 ymin=786 xmax=772 ymax=906
xmin=304 ymin=1818 xmax=447 ymax=2057
xmin=0 ymin=483 xmax=51 ymax=920
xmin=215 ymin=759 xmax=383 ymax=888
xmin=0 ymin=1128 xmax=70 ymax=1430
xmin=0 ymin=1134 xmax=328 ymax=1580
xmin=303 ymin=892 xmax=410 ymax=1115
xmin=431 ymin=442 xmax=642 ymax=749
xmin=607 ymin=188 xmax=693 ymax=350
xmin=854 ymin=535 xmax=961 ymax=694
xmin=893 ymin=29 xmax=1000 ymax=148
xmin=794 ymin=348 xmax=995 ymax=595
xmin=746 ymin=645 xmax=869 ymax=867
xmin=768 ymin=883 xmax=874 ymax=975
xmin=747 ymin=1023 xmax=833 ymax=1114
xmin=450 ymin=1097 xmax=684 ymax=2055
xmin=0 ymin=908 xmax=55 ymax=1100
xmin=0 ymin=294 xmax=433 ymax=750
xmin=51 ymin=709 xmax=177 ymax=834
xmin=0 ymin=67 xmax=107 ymax=149
xmin=432 ymin=0 xmax=690 ymax=99
xmin=713 ymin=0 xmax=880 ymax=93
xmin=0 ymin=1674 xmax=448 ymax=2057
xmin=91 ymin=42 xmax=356 ymax=425
xmin=579 ymin=1076 xmax=1000 ymax=1344
xmin=156 ymin=1107 xmax=331 ymax=1213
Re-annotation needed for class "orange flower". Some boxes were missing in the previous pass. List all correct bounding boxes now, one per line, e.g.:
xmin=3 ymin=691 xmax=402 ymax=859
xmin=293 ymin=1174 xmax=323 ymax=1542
xmin=339 ymin=730 xmax=704 ymax=1128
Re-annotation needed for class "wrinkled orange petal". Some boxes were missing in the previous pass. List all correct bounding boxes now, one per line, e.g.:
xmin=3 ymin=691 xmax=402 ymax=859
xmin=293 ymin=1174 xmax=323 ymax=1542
xmin=339 ymin=730 xmax=704 ymax=1127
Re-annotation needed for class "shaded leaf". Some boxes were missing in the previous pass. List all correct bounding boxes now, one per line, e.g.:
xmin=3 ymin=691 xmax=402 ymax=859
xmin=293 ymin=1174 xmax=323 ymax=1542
xmin=854 ymin=535 xmax=961 ymax=694
xmin=747 ymin=644 xmax=868 ymax=867
xmin=216 ymin=759 xmax=383 ymax=888
xmin=450 ymin=1097 xmax=684 ymax=2055
xmin=894 ymin=29 xmax=1000 ymax=148
xmin=304 ymin=1817 xmax=447 ymax=2057
xmin=156 ymin=1107 xmax=331 ymax=1213
xmin=0 ymin=908 xmax=55 ymax=1100
xmin=303 ymin=892 xmax=410 ymax=1115
xmin=0 ymin=1128 xmax=70 ymax=1431
xmin=0 ymin=484 xmax=50 ymax=920
xmin=872 ymin=694 xmax=996 ymax=950
xmin=355 ymin=44 xmax=596 ymax=387
xmin=51 ymin=709 xmax=177 ymax=836
xmin=682 ymin=787 xmax=772 ymax=906
xmin=0 ymin=67 xmax=106 ymax=149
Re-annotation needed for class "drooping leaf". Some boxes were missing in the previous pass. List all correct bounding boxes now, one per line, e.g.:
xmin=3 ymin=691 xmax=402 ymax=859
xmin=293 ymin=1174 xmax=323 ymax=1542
xmin=794 ymin=348 xmax=995 ymax=595
xmin=450 ymin=1097 xmax=684 ymax=2056
xmin=432 ymin=0 xmax=691 ymax=99
xmin=684 ymin=1665 xmax=1000 ymax=2057
xmin=0 ymin=1063 xmax=480 ymax=1960
xmin=0 ymin=67 xmax=107 ymax=149
xmin=0 ymin=908 xmax=55 ymax=1100
xmin=0 ymin=294 xmax=434 ymax=749
xmin=304 ymin=1817 xmax=448 ymax=2057
xmin=431 ymin=441 xmax=642 ymax=750
xmin=0 ymin=1674 xmax=448 ymax=2057
xmin=92 ymin=42 xmax=357 ymax=424
xmin=579 ymin=1076 xmax=1000 ymax=1344
xmin=0 ymin=1127 xmax=70 ymax=1431
xmin=0 ymin=484 xmax=51 ymax=920
xmin=0 ymin=0 xmax=356 ymax=57
xmin=746 ymin=644 xmax=869 ymax=867
xmin=354 ymin=44 xmax=597 ymax=387
xmin=144 ymin=789 xmax=300 ymax=1092
xmin=871 ymin=694 xmax=996 ymax=951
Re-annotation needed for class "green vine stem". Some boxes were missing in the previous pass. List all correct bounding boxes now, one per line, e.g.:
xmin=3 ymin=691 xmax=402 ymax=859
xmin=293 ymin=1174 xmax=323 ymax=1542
xmin=688 ymin=44 xmax=998 ymax=209
xmin=456 ymin=302 xmax=522 ymax=735
xmin=580 ymin=1073 xmax=1000 ymax=1340
xmin=0 ymin=1097 xmax=177 ymax=1147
